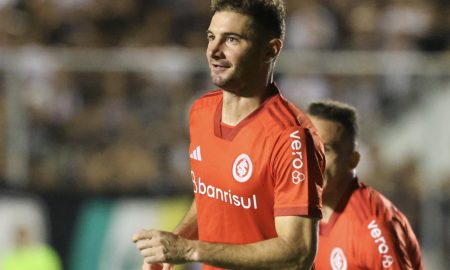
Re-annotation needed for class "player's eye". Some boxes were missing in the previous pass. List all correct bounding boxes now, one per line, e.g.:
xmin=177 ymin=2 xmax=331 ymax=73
xmin=226 ymin=36 xmax=239 ymax=44
xmin=207 ymin=34 xmax=214 ymax=41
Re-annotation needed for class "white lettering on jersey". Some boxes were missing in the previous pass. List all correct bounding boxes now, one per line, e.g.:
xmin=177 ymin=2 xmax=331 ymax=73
xmin=191 ymin=171 xmax=257 ymax=210
xmin=330 ymin=248 xmax=347 ymax=270
xmin=232 ymin=153 xmax=253 ymax=183
xmin=289 ymin=130 xmax=305 ymax=184
xmin=368 ymin=219 xmax=394 ymax=268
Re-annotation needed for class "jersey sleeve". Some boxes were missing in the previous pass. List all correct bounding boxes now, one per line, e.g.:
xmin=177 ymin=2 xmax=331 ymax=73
xmin=271 ymin=126 xmax=324 ymax=218
xmin=357 ymin=216 xmax=423 ymax=270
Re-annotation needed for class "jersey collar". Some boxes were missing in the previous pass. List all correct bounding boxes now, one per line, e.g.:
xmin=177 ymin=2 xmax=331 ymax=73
xmin=213 ymin=83 xmax=280 ymax=141
xmin=319 ymin=177 xmax=359 ymax=236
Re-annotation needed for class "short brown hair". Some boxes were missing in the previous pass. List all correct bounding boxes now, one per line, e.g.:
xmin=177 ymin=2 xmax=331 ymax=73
xmin=307 ymin=100 xmax=359 ymax=148
xmin=211 ymin=0 xmax=286 ymax=40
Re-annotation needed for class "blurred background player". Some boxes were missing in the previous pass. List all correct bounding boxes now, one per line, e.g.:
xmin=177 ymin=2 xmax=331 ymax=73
xmin=133 ymin=0 xmax=324 ymax=269
xmin=0 ymin=225 xmax=62 ymax=270
xmin=307 ymin=100 xmax=423 ymax=270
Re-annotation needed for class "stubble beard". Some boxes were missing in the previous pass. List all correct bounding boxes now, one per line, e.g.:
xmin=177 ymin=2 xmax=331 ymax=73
xmin=210 ymin=66 xmax=250 ymax=93
xmin=210 ymin=70 xmax=237 ymax=90
xmin=210 ymin=73 xmax=226 ymax=88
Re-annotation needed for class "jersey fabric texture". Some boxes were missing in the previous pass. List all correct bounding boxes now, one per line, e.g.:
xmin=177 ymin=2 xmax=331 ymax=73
xmin=189 ymin=84 xmax=325 ymax=270
xmin=315 ymin=178 xmax=423 ymax=270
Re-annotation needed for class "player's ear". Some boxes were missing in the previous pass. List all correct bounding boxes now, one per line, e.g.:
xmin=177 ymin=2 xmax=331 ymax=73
xmin=349 ymin=151 xmax=360 ymax=170
xmin=264 ymin=38 xmax=282 ymax=63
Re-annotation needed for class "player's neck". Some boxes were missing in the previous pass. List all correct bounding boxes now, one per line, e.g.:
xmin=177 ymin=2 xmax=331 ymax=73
xmin=321 ymin=205 xmax=334 ymax=223
xmin=322 ymin=174 xmax=355 ymax=222
xmin=221 ymin=81 xmax=274 ymax=126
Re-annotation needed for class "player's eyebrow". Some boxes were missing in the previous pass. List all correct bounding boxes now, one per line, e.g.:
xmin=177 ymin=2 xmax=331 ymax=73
xmin=206 ymin=30 xmax=248 ymax=39
xmin=224 ymin=32 xmax=247 ymax=39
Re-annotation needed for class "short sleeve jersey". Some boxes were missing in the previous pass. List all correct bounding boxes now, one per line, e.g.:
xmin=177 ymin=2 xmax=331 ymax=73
xmin=316 ymin=179 xmax=423 ymax=270
xmin=189 ymin=84 xmax=325 ymax=270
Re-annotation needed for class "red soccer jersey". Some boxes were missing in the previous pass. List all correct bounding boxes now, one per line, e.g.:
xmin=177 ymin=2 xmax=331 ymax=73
xmin=189 ymin=84 xmax=325 ymax=270
xmin=315 ymin=178 xmax=423 ymax=270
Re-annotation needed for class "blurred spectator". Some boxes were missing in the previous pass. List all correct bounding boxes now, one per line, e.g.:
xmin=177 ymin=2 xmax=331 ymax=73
xmin=378 ymin=0 xmax=433 ymax=50
xmin=285 ymin=1 xmax=337 ymax=49
xmin=0 ymin=225 xmax=62 ymax=270
xmin=122 ymin=6 xmax=175 ymax=47
xmin=0 ymin=196 xmax=56 ymax=269
xmin=279 ymin=75 xmax=331 ymax=108
xmin=346 ymin=2 xmax=381 ymax=49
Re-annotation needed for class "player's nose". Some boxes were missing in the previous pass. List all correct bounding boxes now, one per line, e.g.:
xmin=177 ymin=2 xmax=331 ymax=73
xmin=207 ymin=39 xmax=224 ymax=60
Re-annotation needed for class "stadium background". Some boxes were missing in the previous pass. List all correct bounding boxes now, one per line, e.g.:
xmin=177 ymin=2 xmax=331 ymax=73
xmin=0 ymin=0 xmax=448 ymax=269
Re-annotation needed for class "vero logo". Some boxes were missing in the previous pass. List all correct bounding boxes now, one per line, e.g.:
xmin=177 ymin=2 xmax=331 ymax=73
xmin=190 ymin=146 xmax=202 ymax=161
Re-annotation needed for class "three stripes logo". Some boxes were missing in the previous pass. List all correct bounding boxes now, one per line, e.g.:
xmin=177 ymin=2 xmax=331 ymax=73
xmin=190 ymin=146 xmax=202 ymax=161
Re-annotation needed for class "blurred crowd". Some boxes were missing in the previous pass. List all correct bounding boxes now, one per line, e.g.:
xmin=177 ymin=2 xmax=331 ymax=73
xmin=0 ymin=0 xmax=448 ymax=50
xmin=0 ymin=0 xmax=448 ymax=219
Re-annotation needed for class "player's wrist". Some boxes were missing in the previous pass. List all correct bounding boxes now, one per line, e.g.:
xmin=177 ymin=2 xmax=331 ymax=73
xmin=184 ymin=240 xmax=200 ymax=262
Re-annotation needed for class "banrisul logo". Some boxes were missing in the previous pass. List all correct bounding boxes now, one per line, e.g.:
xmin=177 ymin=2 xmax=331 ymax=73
xmin=191 ymin=170 xmax=258 ymax=210
xmin=232 ymin=153 xmax=253 ymax=183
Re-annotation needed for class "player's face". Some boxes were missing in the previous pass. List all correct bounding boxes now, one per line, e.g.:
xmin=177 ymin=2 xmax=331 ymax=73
xmin=206 ymin=11 xmax=266 ymax=90
xmin=310 ymin=116 xmax=355 ymax=189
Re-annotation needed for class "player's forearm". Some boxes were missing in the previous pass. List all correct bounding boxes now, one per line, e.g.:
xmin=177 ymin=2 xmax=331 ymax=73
xmin=187 ymin=235 xmax=316 ymax=269
xmin=134 ymin=217 xmax=318 ymax=269
xmin=173 ymin=201 xmax=198 ymax=240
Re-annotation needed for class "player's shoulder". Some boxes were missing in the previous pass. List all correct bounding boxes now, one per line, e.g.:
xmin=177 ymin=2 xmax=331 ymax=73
xmin=262 ymin=94 xmax=318 ymax=135
xmin=260 ymin=95 xmax=324 ymax=163
xmin=348 ymin=181 xmax=403 ymax=224
xmin=190 ymin=89 xmax=222 ymax=113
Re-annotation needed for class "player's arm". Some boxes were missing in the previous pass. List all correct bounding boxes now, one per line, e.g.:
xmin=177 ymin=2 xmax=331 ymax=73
xmin=359 ymin=217 xmax=423 ymax=270
xmin=172 ymin=200 xmax=198 ymax=240
xmin=134 ymin=215 xmax=318 ymax=270
xmin=141 ymin=200 xmax=198 ymax=270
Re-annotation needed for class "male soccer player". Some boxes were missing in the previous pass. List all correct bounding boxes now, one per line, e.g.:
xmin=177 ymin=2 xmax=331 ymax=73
xmin=307 ymin=100 xmax=423 ymax=270
xmin=133 ymin=1 xmax=325 ymax=269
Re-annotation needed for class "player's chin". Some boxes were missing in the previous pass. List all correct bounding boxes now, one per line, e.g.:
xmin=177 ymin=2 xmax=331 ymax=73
xmin=211 ymin=75 xmax=229 ymax=88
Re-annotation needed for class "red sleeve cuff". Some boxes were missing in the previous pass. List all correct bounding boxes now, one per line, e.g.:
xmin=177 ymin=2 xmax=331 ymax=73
xmin=274 ymin=206 xmax=322 ymax=219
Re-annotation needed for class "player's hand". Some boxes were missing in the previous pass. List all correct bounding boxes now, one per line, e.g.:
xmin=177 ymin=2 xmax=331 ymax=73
xmin=142 ymin=262 xmax=173 ymax=270
xmin=133 ymin=229 xmax=192 ymax=264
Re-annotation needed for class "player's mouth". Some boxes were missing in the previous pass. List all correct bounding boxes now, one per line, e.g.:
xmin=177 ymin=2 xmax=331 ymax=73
xmin=211 ymin=62 xmax=230 ymax=71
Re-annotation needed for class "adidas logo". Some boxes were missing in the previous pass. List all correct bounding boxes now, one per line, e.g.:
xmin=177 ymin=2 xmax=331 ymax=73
xmin=190 ymin=146 xmax=202 ymax=161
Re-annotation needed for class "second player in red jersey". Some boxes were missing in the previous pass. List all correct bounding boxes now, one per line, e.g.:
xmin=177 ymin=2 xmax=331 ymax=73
xmin=307 ymin=101 xmax=423 ymax=270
